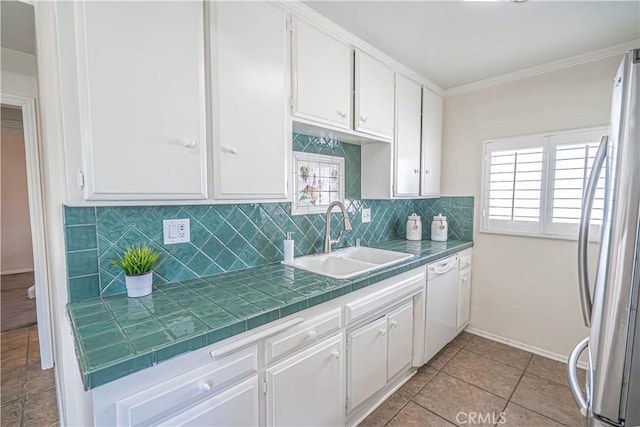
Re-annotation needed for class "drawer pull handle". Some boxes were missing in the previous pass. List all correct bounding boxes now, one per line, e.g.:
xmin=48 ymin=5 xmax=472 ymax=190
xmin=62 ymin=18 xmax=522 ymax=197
xmin=307 ymin=329 xmax=317 ymax=341
xmin=184 ymin=139 xmax=198 ymax=149
xmin=389 ymin=320 xmax=398 ymax=329
xmin=221 ymin=146 xmax=239 ymax=155
xmin=379 ymin=327 xmax=387 ymax=337
xmin=331 ymin=350 xmax=340 ymax=360
xmin=199 ymin=379 xmax=214 ymax=392
xmin=337 ymin=110 xmax=347 ymax=118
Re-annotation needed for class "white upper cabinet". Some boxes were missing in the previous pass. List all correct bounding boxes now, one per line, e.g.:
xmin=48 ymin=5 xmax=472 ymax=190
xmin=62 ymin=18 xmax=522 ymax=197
xmin=394 ymin=74 xmax=423 ymax=197
xmin=354 ymin=51 xmax=395 ymax=139
xmin=421 ymin=87 xmax=443 ymax=197
xmin=209 ymin=1 xmax=289 ymax=201
xmin=64 ymin=1 xmax=208 ymax=201
xmin=292 ymin=18 xmax=352 ymax=130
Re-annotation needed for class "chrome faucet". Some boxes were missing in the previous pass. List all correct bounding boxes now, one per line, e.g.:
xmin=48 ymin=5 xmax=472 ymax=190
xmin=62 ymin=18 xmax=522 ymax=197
xmin=324 ymin=201 xmax=352 ymax=253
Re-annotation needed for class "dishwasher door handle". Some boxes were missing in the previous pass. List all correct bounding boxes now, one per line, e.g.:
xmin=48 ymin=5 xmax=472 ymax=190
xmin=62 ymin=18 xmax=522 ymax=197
xmin=428 ymin=256 xmax=459 ymax=275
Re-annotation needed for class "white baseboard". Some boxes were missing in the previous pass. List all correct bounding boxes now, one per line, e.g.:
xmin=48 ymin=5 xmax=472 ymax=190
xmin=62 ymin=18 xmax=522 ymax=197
xmin=1 ymin=268 xmax=35 ymax=276
xmin=465 ymin=327 xmax=589 ymax=370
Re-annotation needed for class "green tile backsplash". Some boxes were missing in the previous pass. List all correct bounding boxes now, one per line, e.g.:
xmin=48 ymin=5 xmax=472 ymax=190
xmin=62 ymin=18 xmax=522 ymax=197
xmin=63 ymin=133 xmax=474 ymax=302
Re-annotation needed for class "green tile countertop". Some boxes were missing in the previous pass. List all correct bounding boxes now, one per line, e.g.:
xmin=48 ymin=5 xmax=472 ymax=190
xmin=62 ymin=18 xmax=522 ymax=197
xmin=68 ymin=239 xmax=472 ymax=390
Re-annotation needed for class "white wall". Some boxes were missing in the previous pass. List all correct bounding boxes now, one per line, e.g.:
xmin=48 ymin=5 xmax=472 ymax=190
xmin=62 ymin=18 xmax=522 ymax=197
xmin=441 ymin=55 xmax=621 ymax=358
xmin=1 ymin=47 xmax=38 ymax=98
xmin=1 ymin=114 xmax=34 ymax=274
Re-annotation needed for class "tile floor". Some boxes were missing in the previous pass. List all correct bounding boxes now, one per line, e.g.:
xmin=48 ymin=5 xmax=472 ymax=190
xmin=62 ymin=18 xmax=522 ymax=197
xmin=1 ymin=325 xmax=59 ymax=426
xmin=360 ymin=332 xmax=586 ymax=427
xmin=1 ymin=273 xmax=37 ymax=332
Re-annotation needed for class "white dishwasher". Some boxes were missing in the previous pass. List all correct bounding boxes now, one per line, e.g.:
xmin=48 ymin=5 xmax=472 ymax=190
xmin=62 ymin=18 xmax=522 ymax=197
xmin=424 ymin=255 xmax=459 ymax=363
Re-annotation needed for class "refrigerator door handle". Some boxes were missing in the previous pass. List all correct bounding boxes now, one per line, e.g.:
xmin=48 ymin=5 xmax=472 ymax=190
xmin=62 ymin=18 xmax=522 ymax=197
xmin=577 ymin=135 xmax=608 ymax=327
xmin=568 ymin=337 xmax=590 ymax=416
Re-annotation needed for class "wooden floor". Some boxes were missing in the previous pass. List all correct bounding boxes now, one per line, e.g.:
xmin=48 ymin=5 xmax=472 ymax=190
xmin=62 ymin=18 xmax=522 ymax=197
xmin=1 ymin=325 xmax=59 ymax=426
xmin=1 ymin=272 xmax=36 ymax=332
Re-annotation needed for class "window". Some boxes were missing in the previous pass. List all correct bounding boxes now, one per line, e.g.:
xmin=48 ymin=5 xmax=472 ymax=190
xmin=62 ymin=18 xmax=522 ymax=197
xmin=481 ymin=126 xmax=607 ymax=239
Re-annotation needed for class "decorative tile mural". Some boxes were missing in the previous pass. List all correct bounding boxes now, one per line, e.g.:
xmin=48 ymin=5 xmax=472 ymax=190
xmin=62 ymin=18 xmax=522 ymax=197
xmin=63 ymin=133 xmax=474 ymax=302
xmin=292 ymin=151 xmax=345 ymax=215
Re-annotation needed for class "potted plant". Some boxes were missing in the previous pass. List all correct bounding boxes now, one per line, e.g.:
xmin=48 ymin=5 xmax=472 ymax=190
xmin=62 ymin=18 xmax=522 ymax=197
xmin=109 ymin=245 xmax=160 ymax=297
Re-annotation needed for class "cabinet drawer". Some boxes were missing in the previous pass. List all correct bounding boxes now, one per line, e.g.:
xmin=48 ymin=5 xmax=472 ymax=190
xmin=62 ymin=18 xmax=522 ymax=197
xmin=345 ymin=271 xmax=425 ymax=325
xmin=116 ymin=345 xmax=258 ymax=426
xmin=265 ymin=309 xmax=341 ymax=365
xmin=458 ymin=249 xmax=472 ymax=271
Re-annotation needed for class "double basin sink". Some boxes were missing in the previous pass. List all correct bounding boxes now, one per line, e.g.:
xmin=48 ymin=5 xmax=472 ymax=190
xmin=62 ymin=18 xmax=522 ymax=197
xmin=283 ymin=246 xmax=414 ymax=279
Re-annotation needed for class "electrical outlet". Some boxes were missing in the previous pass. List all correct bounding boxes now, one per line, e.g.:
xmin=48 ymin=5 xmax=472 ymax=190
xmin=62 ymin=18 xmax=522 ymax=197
xmin=361 ymin=208 xmax=371 ymax=223
xmin=163 ymin=219 xmax=190 ymax=244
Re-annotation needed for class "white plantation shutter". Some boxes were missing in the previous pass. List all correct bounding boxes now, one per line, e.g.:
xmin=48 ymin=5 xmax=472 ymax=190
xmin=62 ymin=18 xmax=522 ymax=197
xmin=482 ymin=127 xmax=607 ymax=239
xmin=483 ymin=137 xmax=544 ymax=234
xmin=547 ymin=130 xmax=606 ymax=236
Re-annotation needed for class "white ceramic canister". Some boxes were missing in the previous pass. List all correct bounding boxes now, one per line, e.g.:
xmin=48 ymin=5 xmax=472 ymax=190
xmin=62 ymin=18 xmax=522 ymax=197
xmin=431 ymin=214 xmax=448 ymax=241
xmin=406 ymin=213 xmax=422 ymax=241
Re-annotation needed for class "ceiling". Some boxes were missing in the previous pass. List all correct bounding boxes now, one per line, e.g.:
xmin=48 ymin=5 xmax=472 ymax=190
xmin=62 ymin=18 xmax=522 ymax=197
xmin=304 ymin=1 xmax=640 ymax=91
xmin=1 ymin=1 xmax=36 ymax=55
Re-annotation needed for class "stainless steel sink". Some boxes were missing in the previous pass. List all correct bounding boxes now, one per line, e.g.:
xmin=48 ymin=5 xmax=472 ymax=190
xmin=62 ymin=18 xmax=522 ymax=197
xmin=283 ymin=246 xmax=413 ymax=279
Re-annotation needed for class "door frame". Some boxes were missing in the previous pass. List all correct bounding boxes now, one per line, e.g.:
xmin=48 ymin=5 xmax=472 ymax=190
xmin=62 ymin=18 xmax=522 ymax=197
xmin=1 ymin=93 xmax=54 ymax=368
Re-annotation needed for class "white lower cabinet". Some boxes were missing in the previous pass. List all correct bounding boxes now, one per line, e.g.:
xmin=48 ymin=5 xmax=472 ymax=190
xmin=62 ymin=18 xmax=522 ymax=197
xmin=387 ymin=302 xmax=414 ymax=381
xmin=266 ymin=334 xmax=344 ymax=427
xmin=347 ymin=317 xmax=388 ymax=411
xmin=159 ymin=376 xmax=259 ymax=427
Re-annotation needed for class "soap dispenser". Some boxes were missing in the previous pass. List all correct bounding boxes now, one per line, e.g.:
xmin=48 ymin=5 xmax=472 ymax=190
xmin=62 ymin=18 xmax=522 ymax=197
xmin=284 ymin=232 xmax=295 ymax=263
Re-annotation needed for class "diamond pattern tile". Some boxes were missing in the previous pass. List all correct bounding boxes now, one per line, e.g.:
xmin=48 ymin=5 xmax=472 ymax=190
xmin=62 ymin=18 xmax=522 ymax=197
xmin=63 ymin=134 xmax=474 ymax=302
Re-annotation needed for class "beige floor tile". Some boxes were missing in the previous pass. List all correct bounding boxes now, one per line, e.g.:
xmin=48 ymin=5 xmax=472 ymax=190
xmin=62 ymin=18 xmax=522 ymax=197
xmin=25 ymin=365 xmax=56 ymax=395
xmin=427 ymin=343 xmax=461 ymax=370
xmin=511 ymin=373 xmax=583 ymax=427
xmin=449 ymin=331 xmax=474 ymax=348
xmin=388 ymin=401 xmax=455 ymax=427
xmin=22 ymin=387 xmax=59 ymax=427
xmin=501 ymin=402 xmax=566 ymax=427
xmin=442 ymin=349 xmax=523 ymax=399
xmin=526 ymin=355 xmax=586 ymax=390
xmin=1 ymin=349 xmax=27 ymax=373
xmin=358 ymin=392 xmax=408 ymax=427
xmin=465 ymin=336 xmax=532 ymax=370
xmin=1 ymin=329 xmax=29 ymax=353
xmin=396 ymin=366 xmax=438 ymax=400
xmin=1 ymin=367 xmax=26 ymax=404
xmin=412 ymin=372 xmax=507 ymax=426
xmin=1 ymin=399 xmax=23 ymax=427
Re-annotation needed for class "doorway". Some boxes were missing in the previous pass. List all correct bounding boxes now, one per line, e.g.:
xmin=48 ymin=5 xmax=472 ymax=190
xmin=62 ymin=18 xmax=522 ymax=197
xmin=1 ymin=104 xmax=37 ymax=332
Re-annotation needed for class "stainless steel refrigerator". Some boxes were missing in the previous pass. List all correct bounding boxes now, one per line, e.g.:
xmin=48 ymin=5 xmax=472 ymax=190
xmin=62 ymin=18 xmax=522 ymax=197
xmin=568 ymin=48 xmax=640 ymax=427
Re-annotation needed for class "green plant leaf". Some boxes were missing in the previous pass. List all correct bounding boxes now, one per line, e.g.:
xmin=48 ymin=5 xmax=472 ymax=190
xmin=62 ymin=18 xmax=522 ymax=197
xmin=108 ymin=244 xmax=160 ymax=276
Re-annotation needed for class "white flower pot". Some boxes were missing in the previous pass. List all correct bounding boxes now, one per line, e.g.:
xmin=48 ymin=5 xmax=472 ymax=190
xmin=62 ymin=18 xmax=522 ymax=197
xmin=125 ymin=271 xmax=153 ymax=298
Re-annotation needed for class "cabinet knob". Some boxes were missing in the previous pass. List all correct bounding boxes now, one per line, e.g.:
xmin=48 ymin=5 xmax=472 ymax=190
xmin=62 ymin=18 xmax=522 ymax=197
xmin=184 ymin=139 xmax=198 ymax=149
xmin=379 ymin=327 xmax=387 ymax=337
xmin=337 ymin=110 xmax=347 ymax=118
xmin=199 ymin=379 xmax=214 ymax=392
xmin=390 ymin=320 xmax=398 ymax=328
xmin=414 ymin=168 xmax=419 ymax=174
xmin=360 ymin=115 xmax=368 ymax=123
xmin=307 ymin=329 xmax=317 ymax=341
xmin=463 ymin=277 xmax=468 ymax=282
xmin=331 ymin=350 xmax=340 ymax=360
xmin=221 ymin=146 xmax=239 ymax=155
xmin=425 ymin=170 xmax=430 ymax=175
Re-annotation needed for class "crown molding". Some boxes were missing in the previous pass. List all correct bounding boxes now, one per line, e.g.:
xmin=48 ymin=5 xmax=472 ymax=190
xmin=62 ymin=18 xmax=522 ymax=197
xmin=443 ymin=40 xmax=639 ymax=97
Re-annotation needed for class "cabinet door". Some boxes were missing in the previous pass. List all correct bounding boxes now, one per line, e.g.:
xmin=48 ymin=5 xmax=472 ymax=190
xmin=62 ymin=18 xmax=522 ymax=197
xmin=354 ymin=51 xmax=395 ymax=139
xmin=394 ymin=74 xmax=422 ymax=196
xmin=266 ymin=334 xmax=344 ymax=427
xmin=457 ymin=268 xmax=471 ymax=330
xmin=348 ymin=317 xmax=387 ymax=411
xmin=387 ymin=302 xmax=414 ymax=381
xmin=159 ymin=376 xmax=259 ymax=427
xmin=292 ymin=18 xmax=352 ymax=130
xmin=73 ymin=1 xmax=207 ymax=200
xmin=211 ymin=2 xmax=289 ymax=201
xmin=421 ymin=87 xmax=443 ymax=197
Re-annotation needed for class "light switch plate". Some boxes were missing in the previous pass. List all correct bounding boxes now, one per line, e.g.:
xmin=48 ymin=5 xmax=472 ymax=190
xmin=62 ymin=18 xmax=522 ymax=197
xmin=362 ymin=208 xmax=371 ymax=223
xmin=163 ymin=219 xmax=190 ymax=245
